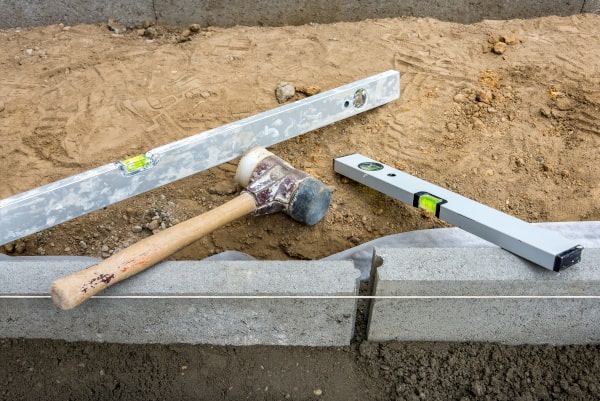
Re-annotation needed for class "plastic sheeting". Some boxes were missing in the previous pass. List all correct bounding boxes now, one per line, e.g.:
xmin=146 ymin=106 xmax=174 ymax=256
xmin=206 ymin=222 xmax=600 ymax=280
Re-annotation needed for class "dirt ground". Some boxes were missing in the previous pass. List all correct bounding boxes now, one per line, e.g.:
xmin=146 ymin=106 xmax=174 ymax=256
xmin=1 ymin=13 xmax=599 ymax=401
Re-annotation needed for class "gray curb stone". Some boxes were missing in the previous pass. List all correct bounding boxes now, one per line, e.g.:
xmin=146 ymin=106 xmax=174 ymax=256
xmin=0 ymin=258 xmax=360 ymax=346
xmin=368 ymin=247 xmax=600 ymax=345
xmin=0 ymin=0 xmax=591 ymax=29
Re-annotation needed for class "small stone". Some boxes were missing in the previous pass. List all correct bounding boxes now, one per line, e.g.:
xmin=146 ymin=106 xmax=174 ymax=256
xmin=0 ymin=101 xmax=5 ymax=112
xmin=542 ymin=163 xmax=553 ymax=172
xmin=64 ymin=247 xmax=71 ymax=253
xmin=132 ymin=225 xmax=143 ymax=233
xmin=446 ymin=122 xmax=458 ymax=132
xmin=3 ymin=243 xmax=15 ymax=253
xmin=515 ymin=157 xmax=525 ymax=167
xmin=143 ymin=27 xmax=158 ymax=39
xmin=476 ymin=88 xmax=493 ymax=104
xmin=189 ymin=24 xmax=201 ymax=32
xmin=275 ymin=82 xmax=295 ymax=104
xmin=147 ymin=220 xmax=160 ymax=231
xmin=79 ymin=241 xmax=88 ymax=249
xmin=341 ymin=177 xmax=350 ymax=184
xmin=313 ymin=389 xmax=323 ymax=396
xmin=107 ymin=18 xmax=126 ymax=34
xmin=492 ymin=42 xmax=508 ymax=55
xmin=484 ymin=168 xmax=495 ymax=176
xmin=181 ymin=28 xmax=192 ymax=38
xmin=101 ymin=245 xmax=109 ymax=252
xmin=561 ymin=170 xmax=570 ymax=178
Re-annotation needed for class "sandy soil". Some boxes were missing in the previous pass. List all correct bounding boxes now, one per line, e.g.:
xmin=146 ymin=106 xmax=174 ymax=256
xmin=1 ymin=14 xmax=599 ymax=400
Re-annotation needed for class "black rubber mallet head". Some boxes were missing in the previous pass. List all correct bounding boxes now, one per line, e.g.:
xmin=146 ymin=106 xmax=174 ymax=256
xmin=236 ymin=147 xmax=332 ymax=226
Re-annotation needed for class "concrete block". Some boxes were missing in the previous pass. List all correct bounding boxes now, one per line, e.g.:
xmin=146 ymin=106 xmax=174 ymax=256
xmin=368 ymin=247 xmax=600 ymax=345
xmin=155 ymin=0 xmax=586 ymax=27
xmin=0 ymin=257 xmax=360 ymax=346
xmin=0 ymin=0 xmax=590 ymax=29
xmin=0 ymin=0 xmax=155 ymax=29
xmin=582 ymin=0 xmax=600 ymax=13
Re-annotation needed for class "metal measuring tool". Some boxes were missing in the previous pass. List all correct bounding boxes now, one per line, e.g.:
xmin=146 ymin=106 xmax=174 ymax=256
xmin=0 ymin=71 xmax=400 ymax=245
xmin=334 ymin=153 xmax=583 ymax=271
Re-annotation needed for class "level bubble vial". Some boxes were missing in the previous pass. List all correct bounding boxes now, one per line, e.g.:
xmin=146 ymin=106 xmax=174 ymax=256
xmin=353 ymin=88 xmax=367 ymax=108
xmin=118 ymin=153 xmax=157 ymax=176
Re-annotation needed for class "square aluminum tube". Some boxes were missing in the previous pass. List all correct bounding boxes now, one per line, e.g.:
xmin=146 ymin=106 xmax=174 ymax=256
xmin=333 ymin=153 xmax=583 ymax=271
xmin=0 ymin=71 xmax=400 ymax=245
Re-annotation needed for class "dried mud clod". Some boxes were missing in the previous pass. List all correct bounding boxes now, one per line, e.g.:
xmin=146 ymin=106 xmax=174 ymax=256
xmin=177 ymin=23 xmax=202 ymax=43
xmin=296 ymin=85 xmax=322 ymax=96
xmin=485 ymin=32 xmax=518 ymax=54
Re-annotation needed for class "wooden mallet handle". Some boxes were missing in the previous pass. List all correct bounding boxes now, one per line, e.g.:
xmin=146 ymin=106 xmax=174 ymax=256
xmin=50 ymin=192 xmax=256 ymax=310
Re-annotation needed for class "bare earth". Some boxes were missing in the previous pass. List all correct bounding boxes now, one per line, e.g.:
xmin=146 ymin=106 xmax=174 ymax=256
xmin=1 ymin=14 xmax=599 ymax=401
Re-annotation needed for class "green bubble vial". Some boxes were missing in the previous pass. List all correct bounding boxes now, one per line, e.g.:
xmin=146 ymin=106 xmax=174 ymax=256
xmin=417 ymin=193 xmax=444 ymax=215
xmin=118 ymin=153 xmax=156 ymax=176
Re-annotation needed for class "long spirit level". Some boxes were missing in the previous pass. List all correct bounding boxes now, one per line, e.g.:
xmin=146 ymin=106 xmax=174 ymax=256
xmin=333 ymin=153 xmax=583 ymax=271
xmin=0 ymin=71 xmax=400 ymax=245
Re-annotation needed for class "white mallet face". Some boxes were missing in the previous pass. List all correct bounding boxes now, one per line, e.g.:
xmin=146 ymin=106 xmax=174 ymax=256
xmin=235 ymin=147 xmax=274 ymax=188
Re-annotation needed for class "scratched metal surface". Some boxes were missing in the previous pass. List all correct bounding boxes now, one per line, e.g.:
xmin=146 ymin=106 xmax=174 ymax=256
xmin=0 ymin=70 xmax=401 ymax=245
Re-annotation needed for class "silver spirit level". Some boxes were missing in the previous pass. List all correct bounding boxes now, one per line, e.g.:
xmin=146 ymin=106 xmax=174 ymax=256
xmin=0 ymin=71 xmax=400 ymax=245
xmin=334 ymin=153 xmax=583 ymax=271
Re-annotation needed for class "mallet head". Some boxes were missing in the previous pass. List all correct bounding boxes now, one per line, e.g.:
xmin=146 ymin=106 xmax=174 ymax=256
xmin=236 ymin=147 xmax=331 ymax=226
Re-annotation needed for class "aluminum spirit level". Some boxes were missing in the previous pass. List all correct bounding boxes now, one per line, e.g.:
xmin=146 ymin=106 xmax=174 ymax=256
xmin=0 ymin=71 xmax=400 ymax=245
xmin=334 ymin=153 xmax=583 ymax=271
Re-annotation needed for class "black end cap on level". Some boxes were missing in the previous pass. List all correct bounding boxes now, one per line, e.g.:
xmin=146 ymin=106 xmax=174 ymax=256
xmin=553 ymin=245 xmax=584 ymax=272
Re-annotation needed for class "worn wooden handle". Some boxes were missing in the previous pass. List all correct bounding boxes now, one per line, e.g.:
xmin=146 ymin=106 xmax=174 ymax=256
xmin=51 ymin=192 xmax=257 ymax=310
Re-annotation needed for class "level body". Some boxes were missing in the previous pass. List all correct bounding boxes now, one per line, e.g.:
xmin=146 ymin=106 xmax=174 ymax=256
xmin=0 ymin=71 xmax=400 ymax=245
xmin=333 ymin=153 xmax=582 ymax=271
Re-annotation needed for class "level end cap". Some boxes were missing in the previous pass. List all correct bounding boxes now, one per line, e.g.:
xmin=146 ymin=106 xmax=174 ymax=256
xmin=553 ymin=245 xmax=584 ymax=271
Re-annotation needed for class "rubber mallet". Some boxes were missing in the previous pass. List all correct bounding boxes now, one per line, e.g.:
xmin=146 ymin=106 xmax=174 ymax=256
xmin=50 ymin=147 xmax=331 ymax=310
